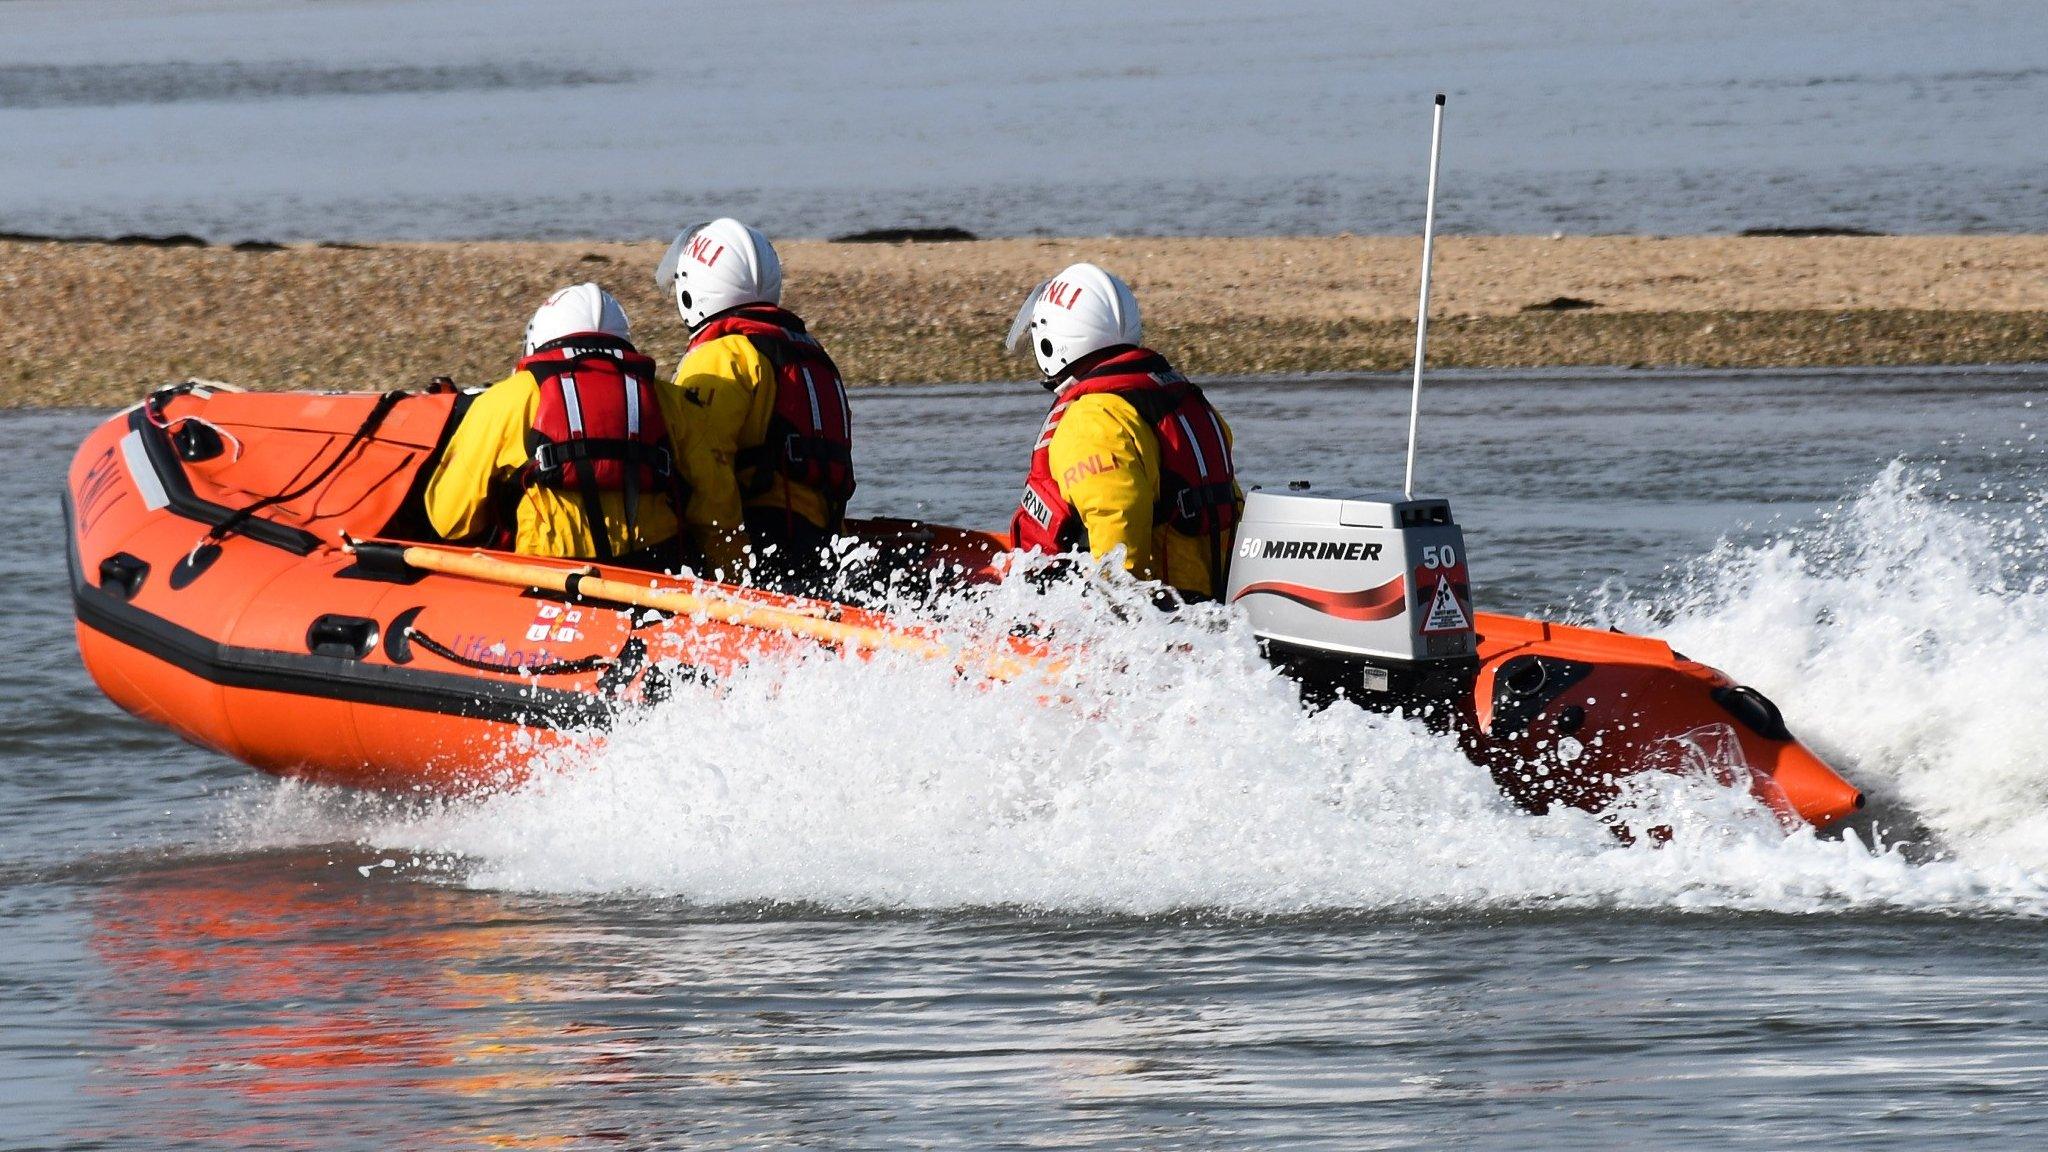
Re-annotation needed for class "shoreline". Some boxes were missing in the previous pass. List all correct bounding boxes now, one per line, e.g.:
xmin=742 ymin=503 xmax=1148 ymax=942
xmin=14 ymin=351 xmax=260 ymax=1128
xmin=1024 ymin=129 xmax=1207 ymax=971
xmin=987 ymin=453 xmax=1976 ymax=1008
xmin=4 ymin=235 xmax=2045 ymax=408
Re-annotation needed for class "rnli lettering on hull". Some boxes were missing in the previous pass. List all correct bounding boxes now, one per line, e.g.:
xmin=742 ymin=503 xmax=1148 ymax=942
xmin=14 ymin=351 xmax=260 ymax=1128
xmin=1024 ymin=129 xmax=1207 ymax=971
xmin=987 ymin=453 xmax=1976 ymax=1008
xmin=1236 ymin=538 xmax=1384 ymax=562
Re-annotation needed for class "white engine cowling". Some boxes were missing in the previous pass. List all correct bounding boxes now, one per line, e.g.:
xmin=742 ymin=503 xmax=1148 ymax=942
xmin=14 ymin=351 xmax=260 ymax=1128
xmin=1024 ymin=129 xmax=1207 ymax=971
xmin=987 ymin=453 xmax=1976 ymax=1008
xmin=1226 ymin=489 xmax=1477 ymax=669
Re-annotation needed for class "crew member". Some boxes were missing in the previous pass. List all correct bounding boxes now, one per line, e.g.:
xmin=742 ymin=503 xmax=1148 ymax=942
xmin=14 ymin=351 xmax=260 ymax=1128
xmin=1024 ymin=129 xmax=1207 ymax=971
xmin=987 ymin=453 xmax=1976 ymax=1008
xmin=655 ymin=218 xmax=853 ymax=590
xmin=424 ymin=283 xmax=683 ymax=565
xmin=1004 ymin=262 xmax=1242 ymax=602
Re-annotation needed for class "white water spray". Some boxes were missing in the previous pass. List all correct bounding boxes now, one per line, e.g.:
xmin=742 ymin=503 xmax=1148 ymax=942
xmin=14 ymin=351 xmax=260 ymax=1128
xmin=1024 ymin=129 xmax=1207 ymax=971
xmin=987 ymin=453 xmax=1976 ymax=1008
xmin=1594 ymin=462 xmax=2048 ymax=871
xmin=220 ymin=472 xmax=2048 ymax=917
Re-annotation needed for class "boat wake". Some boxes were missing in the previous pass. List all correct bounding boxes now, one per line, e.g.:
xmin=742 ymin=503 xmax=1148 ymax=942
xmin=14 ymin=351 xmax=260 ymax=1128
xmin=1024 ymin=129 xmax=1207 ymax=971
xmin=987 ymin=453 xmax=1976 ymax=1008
xmin=226 ymin=464 xmax=2048 ymax=917
xmin=1594 ymin=460 xmax=2048 ymax=880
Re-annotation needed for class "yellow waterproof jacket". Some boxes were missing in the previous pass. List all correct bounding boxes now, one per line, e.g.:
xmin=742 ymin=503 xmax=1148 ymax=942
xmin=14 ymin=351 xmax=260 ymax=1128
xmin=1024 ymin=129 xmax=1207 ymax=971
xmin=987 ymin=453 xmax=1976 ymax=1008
xmin=1045 ymin=392 xmax=1239 ymax=600
xmin=671 ymin=332 xmax=834 ymax=579
xmin=423 ymin=370 xmax=683 ymax=559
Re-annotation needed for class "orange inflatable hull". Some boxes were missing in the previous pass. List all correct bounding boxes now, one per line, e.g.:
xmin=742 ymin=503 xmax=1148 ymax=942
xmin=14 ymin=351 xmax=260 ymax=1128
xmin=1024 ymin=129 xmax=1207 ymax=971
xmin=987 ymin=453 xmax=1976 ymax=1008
xmin=67 ymin=385 xmax=1862 ymax=828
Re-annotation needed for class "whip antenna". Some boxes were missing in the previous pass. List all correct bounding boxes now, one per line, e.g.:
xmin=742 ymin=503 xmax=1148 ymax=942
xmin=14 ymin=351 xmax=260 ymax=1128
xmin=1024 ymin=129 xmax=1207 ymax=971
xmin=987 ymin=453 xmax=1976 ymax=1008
xmin=1403 ymin=93 xmax=1446 ymax=498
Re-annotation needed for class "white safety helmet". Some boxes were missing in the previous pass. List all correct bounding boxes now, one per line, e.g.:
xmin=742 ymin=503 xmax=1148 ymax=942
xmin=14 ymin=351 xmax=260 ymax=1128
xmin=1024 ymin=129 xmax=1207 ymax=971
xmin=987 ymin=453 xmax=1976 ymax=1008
xmin=655 ymin=217 xmax=783 ymax=330
xmin=1004 ymin=262 xmax=1142 ymax=382
xmin=523 ymin=283 xmax=631 ymax=355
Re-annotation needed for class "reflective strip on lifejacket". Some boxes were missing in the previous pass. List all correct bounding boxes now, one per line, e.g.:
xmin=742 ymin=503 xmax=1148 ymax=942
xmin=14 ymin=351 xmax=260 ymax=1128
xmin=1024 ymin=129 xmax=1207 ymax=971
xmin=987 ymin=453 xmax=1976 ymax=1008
xmin=1175 ymin=412 xmax=1211 ymax=478
xmin=516 ymin=342 xmax=676 ymax=515
xmin=1206 ymin=409 xmax=1233 ymax=472
xmin=690 ymin=304 xmax=856 ymax=506
xmin=560 ymin=376 xmax=585 ymax=436
xmin=800 ymin=365 xmax=824 ymax=429
xmin=1036 ymin=402 xmax=1069 ymax=451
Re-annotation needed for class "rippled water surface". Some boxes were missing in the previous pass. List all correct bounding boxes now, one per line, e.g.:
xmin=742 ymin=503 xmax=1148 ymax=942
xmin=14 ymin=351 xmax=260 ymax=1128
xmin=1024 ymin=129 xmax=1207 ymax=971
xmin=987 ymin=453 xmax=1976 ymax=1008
xmin=6 ymin=366 xmax=2048 ymax=1149
xmin=2 ymin=0 xmax=2044 ymax=239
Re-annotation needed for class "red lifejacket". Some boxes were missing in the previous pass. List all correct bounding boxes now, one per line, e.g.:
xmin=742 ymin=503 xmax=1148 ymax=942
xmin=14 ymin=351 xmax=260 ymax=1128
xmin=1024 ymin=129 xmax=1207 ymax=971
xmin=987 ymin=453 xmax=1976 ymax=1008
xmin=690 ymin=304 xmax=855 ymax=514
xmin=516 ymin=336 xmax=676 ymax=560
xmin=1011 ymin=347 xmax=1241 ymax=559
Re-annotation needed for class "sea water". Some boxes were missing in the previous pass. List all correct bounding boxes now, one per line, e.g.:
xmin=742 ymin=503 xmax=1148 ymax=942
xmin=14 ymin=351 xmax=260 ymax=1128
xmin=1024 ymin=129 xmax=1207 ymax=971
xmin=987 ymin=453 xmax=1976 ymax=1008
xmin=1 ymin=0 xmax=2044 ymax=241
xmin=4 ymin=367 xmax=2048 ymax=1148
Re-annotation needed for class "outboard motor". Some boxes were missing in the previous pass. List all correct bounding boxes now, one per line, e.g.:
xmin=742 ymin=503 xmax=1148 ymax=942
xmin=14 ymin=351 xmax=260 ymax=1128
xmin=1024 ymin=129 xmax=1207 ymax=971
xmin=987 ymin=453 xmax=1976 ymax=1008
xmin=1227 ymin=488 xmax=1479 ymax=720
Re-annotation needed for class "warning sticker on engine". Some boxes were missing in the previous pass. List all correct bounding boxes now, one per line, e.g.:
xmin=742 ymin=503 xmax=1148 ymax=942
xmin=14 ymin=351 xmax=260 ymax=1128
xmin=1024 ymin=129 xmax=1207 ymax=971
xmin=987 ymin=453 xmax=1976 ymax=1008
xmin=1421 ymin=576 xmax=1470 ymax=633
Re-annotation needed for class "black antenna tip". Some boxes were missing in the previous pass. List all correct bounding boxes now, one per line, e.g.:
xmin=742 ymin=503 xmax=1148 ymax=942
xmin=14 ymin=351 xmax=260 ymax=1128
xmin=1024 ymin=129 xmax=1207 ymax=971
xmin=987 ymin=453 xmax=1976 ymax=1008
xmin=1434 ymin=93 xmax=1447 ymax=105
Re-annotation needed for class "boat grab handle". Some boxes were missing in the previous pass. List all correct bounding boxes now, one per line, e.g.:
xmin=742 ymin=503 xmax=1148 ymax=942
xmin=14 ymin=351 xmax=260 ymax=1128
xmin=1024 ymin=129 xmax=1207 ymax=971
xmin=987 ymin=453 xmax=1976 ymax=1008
xmin=307 ymin=614 xmax=380 ymax=660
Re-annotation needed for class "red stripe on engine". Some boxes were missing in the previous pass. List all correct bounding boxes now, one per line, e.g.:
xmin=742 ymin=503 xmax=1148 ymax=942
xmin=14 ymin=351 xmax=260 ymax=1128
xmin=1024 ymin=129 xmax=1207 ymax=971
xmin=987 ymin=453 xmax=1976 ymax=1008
xmin=1231 ymin=575 xmax=1408 ymax=621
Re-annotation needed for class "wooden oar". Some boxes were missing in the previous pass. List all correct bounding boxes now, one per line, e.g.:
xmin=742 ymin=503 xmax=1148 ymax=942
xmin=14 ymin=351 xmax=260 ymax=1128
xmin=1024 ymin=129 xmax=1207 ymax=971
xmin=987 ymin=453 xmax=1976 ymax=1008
xmin=345 ymin=538 xmax=1046 ymax=682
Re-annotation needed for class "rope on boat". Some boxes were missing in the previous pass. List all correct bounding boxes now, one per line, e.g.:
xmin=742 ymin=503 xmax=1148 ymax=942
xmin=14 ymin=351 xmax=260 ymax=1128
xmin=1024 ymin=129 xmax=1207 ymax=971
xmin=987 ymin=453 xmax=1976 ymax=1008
xmin=401 ymin=625 xmax=615 ymax=678
xmin=202 ymin=388 xmax=407 ymax=548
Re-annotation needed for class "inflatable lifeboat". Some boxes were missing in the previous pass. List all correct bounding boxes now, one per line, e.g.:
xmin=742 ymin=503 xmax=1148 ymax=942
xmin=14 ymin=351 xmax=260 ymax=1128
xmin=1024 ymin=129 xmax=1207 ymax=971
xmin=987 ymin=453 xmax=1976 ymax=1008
xmin=65 ymin=383 xmax=1864 ymax=829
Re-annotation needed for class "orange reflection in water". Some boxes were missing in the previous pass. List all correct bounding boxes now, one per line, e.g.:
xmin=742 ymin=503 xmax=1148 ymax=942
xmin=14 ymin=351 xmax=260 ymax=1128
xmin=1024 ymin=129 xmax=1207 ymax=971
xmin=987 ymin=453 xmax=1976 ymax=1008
xmin=80 ymin=850 xmax=601 ymax=1148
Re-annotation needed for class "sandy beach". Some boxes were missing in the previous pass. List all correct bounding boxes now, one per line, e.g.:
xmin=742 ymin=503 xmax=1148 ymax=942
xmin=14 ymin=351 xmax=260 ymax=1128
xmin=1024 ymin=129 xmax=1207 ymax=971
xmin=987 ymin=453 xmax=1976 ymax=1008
xmin=3 ymin=234 xmax=2044 ymax=408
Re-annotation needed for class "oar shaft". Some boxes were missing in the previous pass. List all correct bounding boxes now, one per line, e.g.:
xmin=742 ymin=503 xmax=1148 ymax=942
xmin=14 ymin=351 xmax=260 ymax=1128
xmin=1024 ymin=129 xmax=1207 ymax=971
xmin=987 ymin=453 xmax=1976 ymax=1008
xmin=387 ymin=545 xmax=1038 ymax=680
xmin=399 ymin=546 xmax=581 ymax=594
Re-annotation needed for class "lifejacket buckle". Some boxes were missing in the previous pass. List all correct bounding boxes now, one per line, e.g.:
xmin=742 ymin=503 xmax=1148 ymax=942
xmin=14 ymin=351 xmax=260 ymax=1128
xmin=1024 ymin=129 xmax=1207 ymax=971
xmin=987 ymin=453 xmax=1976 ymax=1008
xmin=530 ymin=442 xmax=559 ymax=473
xmin=1174 ymin=485 xmax=1235 ymax=531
